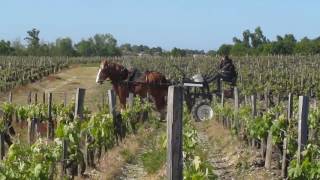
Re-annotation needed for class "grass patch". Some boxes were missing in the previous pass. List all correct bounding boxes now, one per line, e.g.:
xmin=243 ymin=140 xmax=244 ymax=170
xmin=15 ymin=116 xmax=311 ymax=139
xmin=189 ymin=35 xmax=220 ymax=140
xmin=140 ymin=125 xmax=167 ymax=174
xmin=141 ymin=148 xmax=166 ymax=174
xmin=120 ymin=148 xmax=137 ymax=164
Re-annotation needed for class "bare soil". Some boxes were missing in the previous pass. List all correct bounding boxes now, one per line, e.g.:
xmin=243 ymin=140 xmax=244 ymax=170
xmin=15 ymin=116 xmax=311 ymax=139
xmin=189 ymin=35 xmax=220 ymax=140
xmin=196 ymin=120 xmax=280 ymax=180
xmin=89 ymin=126 xmax=155 ymax=180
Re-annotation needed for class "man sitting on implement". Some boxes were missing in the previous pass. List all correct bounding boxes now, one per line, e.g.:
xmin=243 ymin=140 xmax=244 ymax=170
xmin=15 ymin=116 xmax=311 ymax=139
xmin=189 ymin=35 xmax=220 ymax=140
xmin=207 ymin=55 xmax=237 ymax=93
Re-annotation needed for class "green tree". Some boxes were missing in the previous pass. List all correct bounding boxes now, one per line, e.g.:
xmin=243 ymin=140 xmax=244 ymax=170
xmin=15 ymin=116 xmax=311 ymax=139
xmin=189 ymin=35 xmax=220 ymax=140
xmin=131 ymin=45 xmax=151 ymax=54
xmin=0 ymin=40 xmax=13 ymax=55
xmin=11 ymin=39 xmax=26 ymax=56
xmin=217 ymin=44 xmax=232 ymax=55
xmin=271 ymin=34 xmax=296 ymax=55
xmin=150 ymin=47 xmax=163 ymax=55
xmin=131 ymin=45 xmax=141 ymax=53
xmin=171 ymin=47 xmax=186 ymax=57
xmin=39 ymin=43 xmax=51 ymax=56
xmin=75 ymin=39 xmax=95 ymax=56
xmin=92 ymin=34 xmax=120 ymax=56
xmin=250 ymin=27 xmax=267 ymax=48
xmin=295 ymin=37 xmax=320 ymax=55
xmin=24 ymin=28 xmax=40 ymax=55
xmin=55 ymin=37 xmax=75 ymax=56
xmin=242 ymin=30 xmax=251 ymax=48
xmin=257 ymin=43 xmax=273 ymax=55
xmin=120 ymin=43 xmax=132 ymax=54
xmin=207 ymin=50 xmax=217 ymax=56
xmin=232 ymin=37 xmax=242 ymax=44
xmin=230 ymin=43 xmax=249 ymax=56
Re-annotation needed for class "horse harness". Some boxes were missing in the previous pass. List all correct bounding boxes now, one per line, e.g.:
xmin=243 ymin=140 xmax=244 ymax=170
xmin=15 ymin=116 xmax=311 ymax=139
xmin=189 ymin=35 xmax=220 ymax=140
xmin=120 ymin=68 xmax=143 ymax=92
xmin=118 ymin=68 xmax=171 ymax=91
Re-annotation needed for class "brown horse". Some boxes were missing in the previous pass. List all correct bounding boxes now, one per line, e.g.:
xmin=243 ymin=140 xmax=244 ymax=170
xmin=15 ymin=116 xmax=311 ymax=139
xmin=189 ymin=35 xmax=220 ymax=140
xmin=96 ymin=60 xmax=169 ymax=113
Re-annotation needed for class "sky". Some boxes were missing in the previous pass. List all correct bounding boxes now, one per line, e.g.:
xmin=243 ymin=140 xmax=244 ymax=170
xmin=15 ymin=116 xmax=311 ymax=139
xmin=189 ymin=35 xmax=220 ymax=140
xmin=1 ymin=0 xmax=320 ymax=51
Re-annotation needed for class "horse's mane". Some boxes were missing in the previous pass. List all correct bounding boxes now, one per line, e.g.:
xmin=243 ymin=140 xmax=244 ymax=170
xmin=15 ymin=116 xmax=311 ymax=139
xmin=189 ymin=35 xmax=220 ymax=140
xmin=102 ymin=60 xmax=129 ymax=82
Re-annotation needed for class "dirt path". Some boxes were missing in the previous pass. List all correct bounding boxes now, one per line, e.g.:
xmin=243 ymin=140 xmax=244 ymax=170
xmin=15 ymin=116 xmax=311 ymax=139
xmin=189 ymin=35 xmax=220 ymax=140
xmin=0 ymin=65 xmax=110 ymax=111
xmin=197 ymin=132 xmax=235 ymax=179
xmin=195 ymin=120 xmax=277 ymax=180
xmin=91 ymin=123 xmax=166 ymax=180
xmin=92 ymin=125 xmax=154 ymax=180
xmin=116 ymin=147 xmax=148 ymax=180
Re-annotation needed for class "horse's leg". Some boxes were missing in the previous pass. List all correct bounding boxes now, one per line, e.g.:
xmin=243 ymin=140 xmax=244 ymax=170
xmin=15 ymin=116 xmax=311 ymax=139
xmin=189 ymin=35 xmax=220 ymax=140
xmin=133 ymin=84 xmax=147 ymax=99
xmin=148 ymin=88 xmax=167 ymax=120
xmin=119 ymin=95 xmax=127 ymax=109
xmin=156 ymin=99 xmax=167 ymax=121
xmin=153 ymin=96 xmax=166 ymax=111
xmin=118 ymin=86 xmax=129 ymax=109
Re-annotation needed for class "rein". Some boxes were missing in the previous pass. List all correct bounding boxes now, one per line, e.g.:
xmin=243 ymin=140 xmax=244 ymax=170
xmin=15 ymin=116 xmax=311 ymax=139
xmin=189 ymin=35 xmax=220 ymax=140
xmin=119 ymin=80 xmax=173 ymax=88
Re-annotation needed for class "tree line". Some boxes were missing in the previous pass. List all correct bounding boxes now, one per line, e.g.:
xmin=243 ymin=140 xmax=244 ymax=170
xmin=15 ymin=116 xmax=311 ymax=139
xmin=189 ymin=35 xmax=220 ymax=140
xmin=0 ymin=28 xmax=205 ymax=57
xmin=1 ymin=27 xmax=320 ymax=57
xmin=215 ymin=26 xmax=320 ymax=56
xmin=0 ymin=28 xmax=121 ymax=57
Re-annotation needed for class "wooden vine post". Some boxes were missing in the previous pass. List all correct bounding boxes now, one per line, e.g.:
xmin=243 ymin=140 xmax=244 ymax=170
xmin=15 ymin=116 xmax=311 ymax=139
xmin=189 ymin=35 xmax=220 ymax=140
xmin=28 ymin=91 xmax=32 ymax=104
xmin=108 ymin=89 xmax=118 ymax=140
xmin=34 ymin=92 xmax=38 ymax=104
xmin=86 ymin=135 xmax=94 ymax=168
xmin=264 ymin=88 xmax=269 ymax=108
xmin=287 ymin=93 xmax=293 ymax=123
xmin=251 ymin=94 xmax=257 ymax=116
xmin=167 ymin=86 xmax=183 ymax=180
xmin=27 ymin=91 xmax=35 ymax=144
xmin=61 ymin=139 xmax=68 ymax=178
xmin=251 ymin=94 xmax=257 ymax=148
xmin=0 ymin=132 xmax=5 ymax=160
xmin=75 ymin=88 xmax=86 ymax=120
xmin=281 ymin=93 xmax=293 ymax=178
xmin=108 ymin=89 xmax=124 ymax=144
xmin=234 ymin=87 xmax=240 ymax=134
xmin=108 ymin=89 xmax=116 ymax=118
xmin=43 ymin=92 xmax=46 ymax=104
xmin=220 ymin=79 xmax=225 ymax=125
xmin=8 ymin=91 xmax=12 ymax=103
xmin=265 ymin=130 xmax=273 ymax=169
xmin=28 ymin=118 xmax=36 ymax=145
xmin=297 ymin=96 xmax=309 ymax=164
xmin=261 ymin=88 xmax=270 ymax=158
xmin=8 ymin=92 xmax=17 ymax=125
xmin=34 ymin=92 xmax=40 ymax=138
xmin=265 ymin=92 xmax=283 ymax=169
xmin=47 ymin=92 xmax=54 ymax=139
xmin=74 ymin=88 xmax=87 ymax=176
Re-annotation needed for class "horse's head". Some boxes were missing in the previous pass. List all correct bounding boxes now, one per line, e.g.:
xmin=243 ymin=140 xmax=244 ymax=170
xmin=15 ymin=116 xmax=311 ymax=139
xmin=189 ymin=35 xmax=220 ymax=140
xmin=96 ymin=60 xmax=110 ymax=84
xmin=96 ymin=60 xmax=128 ymax=84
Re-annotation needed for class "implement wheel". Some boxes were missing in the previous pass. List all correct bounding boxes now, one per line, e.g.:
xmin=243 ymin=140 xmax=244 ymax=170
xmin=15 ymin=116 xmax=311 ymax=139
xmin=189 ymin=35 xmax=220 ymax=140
xmin=191 ymin=99 xmax=213 ymax=122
